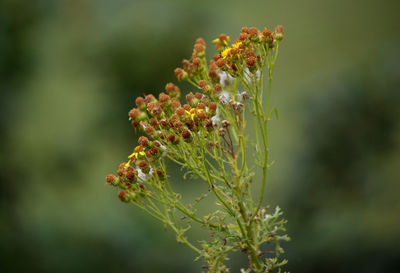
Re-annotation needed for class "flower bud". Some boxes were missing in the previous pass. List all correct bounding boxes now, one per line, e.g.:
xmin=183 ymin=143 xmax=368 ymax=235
xmin=138 ymin=160 xmax=150 ymax=174
xmin=274 ymin=25 xmax=284 ymax=41
xmin=118 ymin=190 xmax=129 ymax=202
xmin=106 ymin=174 xmax=116 ymax=185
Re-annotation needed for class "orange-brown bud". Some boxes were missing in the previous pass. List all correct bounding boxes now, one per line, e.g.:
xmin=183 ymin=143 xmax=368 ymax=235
xmin=167 ymin=134 xmax=179 ymax=144
xmin=149 ymin=118 xmax=158 ymax=127
xmin=197 ymin=111 xmax=207 ymax=120
xmin=204 ymin=119 xmax=214 ymax=131
xmin=106 ymin=174 xmax=116 ymax=185
xmin=145 ymin=126 xmax=155 ymax=136
xmin=249 ymin=27 xmax=259 ymax=37
xmin=198 ymin=80 xmax=208 ymax=89
xmin=208 ymin=102 xmax=217 ymax=111
xmin=138 ymin=136 xmax=150 ymax=147
xmin=183 ymin=104 xmax=191 ymax=111
xmin=136 ymin=97 xmax=145 ymax=107
xmin=195 ymin=92 xmax=203 ymax=100
xmin=129 ymin=108 xmax=140 ymax=120
xmin=176 ymin=107 xmax=186 ymax=117
xmin=182 ymin=129 xmax=192 ymax=140
xmin=246 ymin=56 xmax=256 ymax=67
xmin=196 ymin=38 xmax=205 ymax=45
xmin=192 ymin=57 xmax=201 ymax=68
xmin=186 ymin=93 xmax=195 ymax=104
xmin=126 ymin=170 xmax=136 ymax=182
xmin=169 ymin=98 xmax=179 ymax=110
xmin=216 ymin=58 xmax=226 ymax=68
xmin=213 ymin=54 xmax=221 ymax=62
xmin=185 ymin=119 xmax=195 ymax=130
xmin=197 ymin=103 xmax=206 ymax=110
xmin=144 ymin=94 xmax=156 ymax=104
xmin=118 ymin=191 xmax=129 ymax=202
xmin=159 ymin=93 xmax=170 ymax=104
xmin=241 ymin=27 xmax=250 ymax=34
xmin=194 ymin=43 xmax=204 ymax=53
xmin=213 ymin=84 xmax=222 ymax=93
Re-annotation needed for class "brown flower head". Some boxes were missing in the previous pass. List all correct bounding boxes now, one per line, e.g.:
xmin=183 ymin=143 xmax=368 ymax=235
xmin=138 ymin=136 xmax=150 ymax=147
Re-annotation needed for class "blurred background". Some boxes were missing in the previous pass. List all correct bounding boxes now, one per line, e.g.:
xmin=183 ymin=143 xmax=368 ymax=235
xmin=1 ymin=0 xmax=399 ymax=272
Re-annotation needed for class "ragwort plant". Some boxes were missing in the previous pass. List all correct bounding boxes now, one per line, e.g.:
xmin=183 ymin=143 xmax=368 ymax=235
xmin=106 ymin=26 xmax=289 ymax=273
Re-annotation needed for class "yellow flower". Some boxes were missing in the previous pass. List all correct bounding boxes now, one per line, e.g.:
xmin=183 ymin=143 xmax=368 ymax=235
xmin=233 ymin=41 xmax=242 ymax=49
xmin=221 ymin=47 xmax=231 ymax=59
xmin=212 ymin=36 xmax=230 ymax=46
xmin=128 ymin=145 xmax=146 ymax=161
xmin=185 ymin=108 xmax=204 ymax=120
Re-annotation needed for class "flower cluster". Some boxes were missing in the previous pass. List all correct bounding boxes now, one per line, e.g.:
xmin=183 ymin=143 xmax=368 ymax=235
xmin=106 ymin=26 xmax=288 ymax=273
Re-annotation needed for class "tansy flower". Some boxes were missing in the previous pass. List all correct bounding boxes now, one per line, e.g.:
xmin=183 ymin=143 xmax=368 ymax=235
xmin=221 ymin=47 xmax=231 ymax=59
xmin=185 ymin=108 xmax=204 ymax=120
xmin=125 ymin=145 xmax=146 ymax=167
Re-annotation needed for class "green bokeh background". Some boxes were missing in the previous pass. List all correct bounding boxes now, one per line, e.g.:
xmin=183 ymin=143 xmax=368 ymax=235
xmin=1 ymin=0 xmax=399 ymax=272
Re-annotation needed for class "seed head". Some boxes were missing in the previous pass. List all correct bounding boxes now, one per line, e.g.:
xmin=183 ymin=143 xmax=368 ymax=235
xmin=222 ymin=120 xmax=230 ymax=128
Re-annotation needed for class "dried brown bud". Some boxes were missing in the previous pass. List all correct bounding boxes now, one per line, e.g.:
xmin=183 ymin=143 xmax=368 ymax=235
xmin=219 ymin=34 xmax=228 ymax=41
xmin=153 ymin=141 xmax=161 ymax=147
xmin=195 ymin=92 xmax=203 ymax=100
xmin=160 ymin=118 xmax=169 ymax=128
xmin=185 ymin=119 xmax=195 ymax=130
xmin=174 ymin=121 xmax=183 ymax=130
xmin=197 ymin=111 xmax=207 ymax=120
xmin=118 ymin=191 xmax=129 ymax=202
xmin=106 ymin=174 xmax=116 ymax=185
xmin=218 ymin=128 xmax=227 ymax=136
xmin=216 ymin=58 xmax=226 ymax=68
xmin=204 ymin=120 xmax=214 ymax=131
xmin=138 ymin=136 xmax=150 ymax=147
xmin=144 ymin=94 xmax=156 ymax=104
xmin=208 ymin=102 xmax=217 ymax=112
xmin=136 ymin=97 xmax=145 ymax=107
xmin=186 ymin=93 xmax=195 ymax=104
xmin=239 ymin=33 xmax=249 ymax=41
xmin=159 ymin=93 xmax=170 ymax=103
xmin=176 ymin=107 xmax=186 ymax=117
xmin=274 ymin=25 xmax=284 ymax=41
xmin=169 ymin=98 xmax=179 ymax=110
xmin=213 ymin=84 xmax=222 ymax=93
xmin=197 ymin=103 xmax=206 ymax=110
xmin=262 ymin=28 xmax=272 ymax=38
xmin=275 ymin=25 xmax=284 ymax=33
xmin=192 ymin=57 xmax=201 ymax=68
xmin=196 ymin=38 xmax=205 ymax=45
xmin=183 ymin=104 xmax=191 ymax=111
xmin=129 ymin=108 xmax=140 ymax=120
xmin=182 ymin=129 xmax=192 ymax=140
xmin=194 ymin=43 xmax=204 ymax=53
xmin=222 ymin=120 xmax=230 ymax=128
xmin=174 ymin=68 xmax=186 ymax=81
xmin=145 ymin=126 xmax=155 ymax=136
xmin=126 ymin=170 xmax=136 ymax=182
xmin=249 ymin=27 xmax=259 ymax=37
xmin=149 ymin=118 xmax=158 ymax=127
xmin=246 ymin=56 xmax=256 ymax=67
xmin=198 ymin=80 xmax=208 ymax=89
xmin=167 ymin=134 xmax=179 ymax=144
xmin=241 ymin=27 xmax=250 ymax=34
xmin=213 ymin=54 xmax=221 ymax=62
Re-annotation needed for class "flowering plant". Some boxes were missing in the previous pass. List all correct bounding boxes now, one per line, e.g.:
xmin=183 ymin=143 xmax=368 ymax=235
xmin=106 ymin=26 xmax=289 ymax=273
